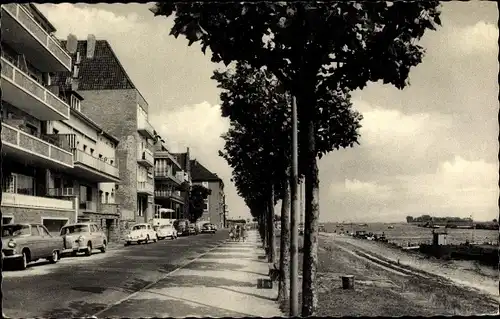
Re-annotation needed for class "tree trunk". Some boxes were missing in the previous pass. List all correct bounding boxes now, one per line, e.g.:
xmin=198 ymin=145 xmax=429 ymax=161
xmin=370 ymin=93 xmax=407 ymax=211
xmin=267 ymin=187 xmax=276 ymax=264
xmin=299 ymin=98 xmax=320 ymax=317
xmin=278 ymin=171 xmax=291 ymax=303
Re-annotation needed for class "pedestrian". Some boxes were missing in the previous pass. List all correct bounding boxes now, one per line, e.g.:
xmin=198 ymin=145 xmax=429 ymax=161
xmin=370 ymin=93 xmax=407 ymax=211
xmin=236 ymin=225 xmax=241 ymax=242
xmin=241 ymin=225 xmax=248 ymax=242
xmin=229 ymin=226 xmax=235 ymax=241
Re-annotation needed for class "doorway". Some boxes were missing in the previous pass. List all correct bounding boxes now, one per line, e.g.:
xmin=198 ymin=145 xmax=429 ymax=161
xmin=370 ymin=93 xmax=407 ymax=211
xmin=105 ymin=219 xmax=113 ymax=242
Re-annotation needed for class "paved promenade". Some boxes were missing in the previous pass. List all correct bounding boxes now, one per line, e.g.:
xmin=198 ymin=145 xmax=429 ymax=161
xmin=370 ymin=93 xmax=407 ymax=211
xmin=95 ymin=230 xmax=283 ymax=318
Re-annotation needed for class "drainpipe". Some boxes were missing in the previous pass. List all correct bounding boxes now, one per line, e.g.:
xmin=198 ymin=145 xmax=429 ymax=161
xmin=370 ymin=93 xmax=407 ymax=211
xmin=74 ymin=196 xmax=79 ymax=223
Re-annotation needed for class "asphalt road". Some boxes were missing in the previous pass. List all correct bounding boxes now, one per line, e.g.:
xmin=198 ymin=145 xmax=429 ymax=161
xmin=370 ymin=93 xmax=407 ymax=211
xmin=2 ymin=230 xmax=229 ymax=318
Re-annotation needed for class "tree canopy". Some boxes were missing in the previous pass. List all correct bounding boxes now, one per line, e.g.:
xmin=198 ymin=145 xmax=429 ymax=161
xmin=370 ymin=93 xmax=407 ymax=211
xmin=188 ymin=184 xmax=211 ymax=223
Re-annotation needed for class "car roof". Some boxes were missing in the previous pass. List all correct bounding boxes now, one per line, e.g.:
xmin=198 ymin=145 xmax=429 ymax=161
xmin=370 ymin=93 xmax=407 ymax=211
xmin=3 ymin=223 xmax=34 ymax=227
xmin=132 ymin=223 xmax=149 ymax=226
xmin=63 ymin=223 xmax=93 ymax=227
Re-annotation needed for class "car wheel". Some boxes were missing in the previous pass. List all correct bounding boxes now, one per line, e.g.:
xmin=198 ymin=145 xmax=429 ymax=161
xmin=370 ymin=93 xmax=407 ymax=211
xmin=85 ymin=242 xmax=92 ymax=256
xmin=100 ymin=241 xmax=107 ymax=253
xmin=49 ymin=250 xmax=59 ymax=264
xmin=154 ymin=235 xmax=158 ymax=243
xmin=18 ymin=251 xmax=28 ymax=270
xmin=145 ymin=235 xmax=150 ymax=244
xmin=125 ymin=241 xmax=130 ymax=246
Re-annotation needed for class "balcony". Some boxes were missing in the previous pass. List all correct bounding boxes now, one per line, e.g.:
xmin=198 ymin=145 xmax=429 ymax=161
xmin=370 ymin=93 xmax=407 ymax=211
xmin=79 ymin=201 xmax=97 ymax=212
xmin=1 ymin=123 xmax=73 ymax=169
xmin=100 ymin=203 xmax=119 ymax=216
xmin=137 ymin=179 xmax=154 ymax=195
xmin=2 ymin=192 xmax=74 ymax=211
xmin=137 ymin=116 xmax=155 ymax=139
xmin=154 ymin=169 xmax=183 ymax=185
xmin=137 ymin=148 xmax=154 ymax=167
xmin=155 ymin=190 xmax=184 ymax=204
xmin=1 ymin=4 xmax=71 ymax=71
xmin=72 ymin=149 xmax=120 ymax=183
xmin=1 ymin=58 xmax=70 ymax=120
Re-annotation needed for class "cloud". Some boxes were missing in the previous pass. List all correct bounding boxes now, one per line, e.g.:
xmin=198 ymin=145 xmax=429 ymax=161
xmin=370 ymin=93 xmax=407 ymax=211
xmin=448 ymin=21 xmax=498 ymax=55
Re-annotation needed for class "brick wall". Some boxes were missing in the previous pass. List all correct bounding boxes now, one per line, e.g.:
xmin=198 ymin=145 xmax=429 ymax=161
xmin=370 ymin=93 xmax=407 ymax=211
xmin=78 ymin=89 xmax=140 ymax=222
xmin=208 ymin=181 xmax=224 ymax=228
xmin=1 ymin=206 xmax=75 ymax=224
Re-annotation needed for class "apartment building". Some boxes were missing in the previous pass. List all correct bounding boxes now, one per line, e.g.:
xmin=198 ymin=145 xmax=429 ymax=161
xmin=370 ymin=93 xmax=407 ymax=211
xmin=189 ymin=159 xmax=225 ymax=229
xmin=1 ymin=4 xmax=121 ymax=240
xmin=153 ymin=142 xmax=190 ymax=220
xmin=57 ymin=35 xmax=156 ymax=233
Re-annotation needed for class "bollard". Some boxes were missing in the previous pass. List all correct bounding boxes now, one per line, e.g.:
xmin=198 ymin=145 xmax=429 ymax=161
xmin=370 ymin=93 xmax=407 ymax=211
xmin=341 ymin=275 xmax=355 ymax=290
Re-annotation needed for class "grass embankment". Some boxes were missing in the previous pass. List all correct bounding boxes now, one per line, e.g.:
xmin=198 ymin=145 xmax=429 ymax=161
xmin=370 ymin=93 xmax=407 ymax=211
xmin=274 ymin=235 xmax=498 ymax=316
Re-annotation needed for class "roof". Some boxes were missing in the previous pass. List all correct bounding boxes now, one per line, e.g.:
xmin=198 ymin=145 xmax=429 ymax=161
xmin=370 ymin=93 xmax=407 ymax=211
xmin=58 ymin=39 xmax=136 ymax=91
xmin=190 ymin=159 xmax=222 ymax=183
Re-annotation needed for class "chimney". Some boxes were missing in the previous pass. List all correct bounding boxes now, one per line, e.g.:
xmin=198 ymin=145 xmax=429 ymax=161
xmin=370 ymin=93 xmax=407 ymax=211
xmin=86 ymin=34 xmax=96 ymax=59
xmin=71 ymin=78 xmax=79 ymax=91
xmin=66 ymin=34 xmax=78 ymax=54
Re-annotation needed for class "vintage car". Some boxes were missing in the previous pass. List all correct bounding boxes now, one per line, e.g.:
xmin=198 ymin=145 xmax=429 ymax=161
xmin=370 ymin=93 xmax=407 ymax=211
xmin=201 ymin=223 xmax=216 ymax=234
xmin=125 ymin=223 xmax=158 ymax=245
xmin=154 ymin=224 xmax=178 ymax=240
xmin=2 ymin=223 xmax=63 ymax=270
xmin=60 ymin=222 xmax=107 ymax=256
xmin=173 ymin=219 xmax=190 ymax=237
xmin=187 ymin=224 xmax=197 ymax=235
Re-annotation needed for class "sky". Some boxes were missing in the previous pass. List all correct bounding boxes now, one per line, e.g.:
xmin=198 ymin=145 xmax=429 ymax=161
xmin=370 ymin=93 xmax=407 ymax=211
xmin=38 ymin=2 xmax=498 ymax=223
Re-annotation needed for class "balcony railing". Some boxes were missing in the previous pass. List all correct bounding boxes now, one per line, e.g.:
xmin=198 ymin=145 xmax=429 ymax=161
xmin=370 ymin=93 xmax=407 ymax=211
xmin=72 ymin=149 xmax=119 ymax=178
xmin=47 ymin=188 xmax=75 ymax=197
xmin=155 ymin=190 xmax=183 ymax=202
xmin=79 ymin=201 xmax=97 ymax=211
xmin=1 ymin=57 xmax=70 ymax=119
xmin=137 ymin=116 xmax=155 ymax=138
xmin=2 ymin=192 xmax=74 ymax=210
xmin=137 ymin=180 xmax=154 ymax=194
xmin=1 ymin=123 xmax=73 ymax=167
xmin=138 ymin=148 xmax=154 ymax=167
xmin=2 ymin=4 xmax=72 ymax=70
xmin=154 ymin=169 xmax=183 ymax=184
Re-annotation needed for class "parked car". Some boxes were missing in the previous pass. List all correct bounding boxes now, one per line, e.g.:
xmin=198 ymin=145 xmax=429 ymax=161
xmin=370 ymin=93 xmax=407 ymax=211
xmin=2 ymin=223 xmax=63 ymax=270
xmin=60 ymin=222 xmax=107 ymax=256
xmin=188 ymin=224 xmax=197 ymax=235
xmin=125 ymin=223 xmax=158 ymax=245
xmin=201 ymin=223 xmax=216 ymax=234
xmin=173 ymin=219 xmax=190 ymax=236
xmin=154 ymin=224 xmax=178 ymax=240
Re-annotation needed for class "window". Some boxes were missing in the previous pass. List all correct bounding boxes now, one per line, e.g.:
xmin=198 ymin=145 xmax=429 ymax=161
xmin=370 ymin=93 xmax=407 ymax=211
xmin=53 ymin=128 xmax=59 ymax=134
xmin=90 ymin=148 xmax=94 ymax=155
xmin=38 ymin=226 xmax=50 ymax=237
xmin=110 ymin=160 xmax=114 ymax=165
xmin=203 ymin=198 xmax=209 ymax=212
xmin=83 ymin=145 xmax=87 ymax=151
xmin=71 ymin=95 xmax=80 ymax=111
xmin=202 ymin=182 xmax=209 ymax=189
xmin=31 ymin=226 xmax=40 ymax=236
xmin=3 ymin=173 xmax=35 ymax=195
xmin=105 ymin=192 xmax=109 ymax=203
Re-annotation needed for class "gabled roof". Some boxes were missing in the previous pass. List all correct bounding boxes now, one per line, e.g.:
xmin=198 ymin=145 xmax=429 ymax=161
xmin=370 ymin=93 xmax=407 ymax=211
xmin=190 ymin=159 xmax=222 ymax=182
xmin=58 ymin=40 xmax=136 ymax=91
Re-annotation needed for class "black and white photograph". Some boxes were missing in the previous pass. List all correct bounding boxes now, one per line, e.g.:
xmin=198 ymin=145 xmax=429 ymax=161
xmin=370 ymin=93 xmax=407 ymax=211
xmin=1 ymin=1 xmax=498 ymax=318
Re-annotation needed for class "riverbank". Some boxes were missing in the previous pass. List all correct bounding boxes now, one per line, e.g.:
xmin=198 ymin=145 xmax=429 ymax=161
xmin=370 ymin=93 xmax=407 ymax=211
xmin=277 ymin=233 xmax=498 ymax=316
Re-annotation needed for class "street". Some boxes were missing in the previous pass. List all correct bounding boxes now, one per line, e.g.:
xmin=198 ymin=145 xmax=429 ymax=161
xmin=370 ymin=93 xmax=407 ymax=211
xmin=3 ymin=231 xmax=229 ymax=318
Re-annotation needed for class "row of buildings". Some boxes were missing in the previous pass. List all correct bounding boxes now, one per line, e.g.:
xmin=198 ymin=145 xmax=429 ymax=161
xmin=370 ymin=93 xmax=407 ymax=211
xmin=1 ymin=4 xmax=227 ymax=242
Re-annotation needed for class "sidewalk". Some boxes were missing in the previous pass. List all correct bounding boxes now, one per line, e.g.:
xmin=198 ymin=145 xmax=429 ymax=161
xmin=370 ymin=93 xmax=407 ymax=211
xmin=96 ymin=230 xmax=283 ymax=318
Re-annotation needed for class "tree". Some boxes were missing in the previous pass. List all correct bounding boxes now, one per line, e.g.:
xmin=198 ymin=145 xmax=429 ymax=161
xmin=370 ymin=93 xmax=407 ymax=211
xmin=216 ymin=62 xmax=360 ymax=309
xmin=151 ymin=2 xmax=441 ymax=315
xmin=188 ymin=184 xmax=211 ymax=223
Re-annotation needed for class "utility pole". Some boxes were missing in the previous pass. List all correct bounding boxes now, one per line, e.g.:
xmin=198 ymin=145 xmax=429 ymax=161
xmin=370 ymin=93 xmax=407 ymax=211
xmin=299 ymin=180 xmax=304 ymax=226
xmin=290 ymin=95 xmax=299 ymax=317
